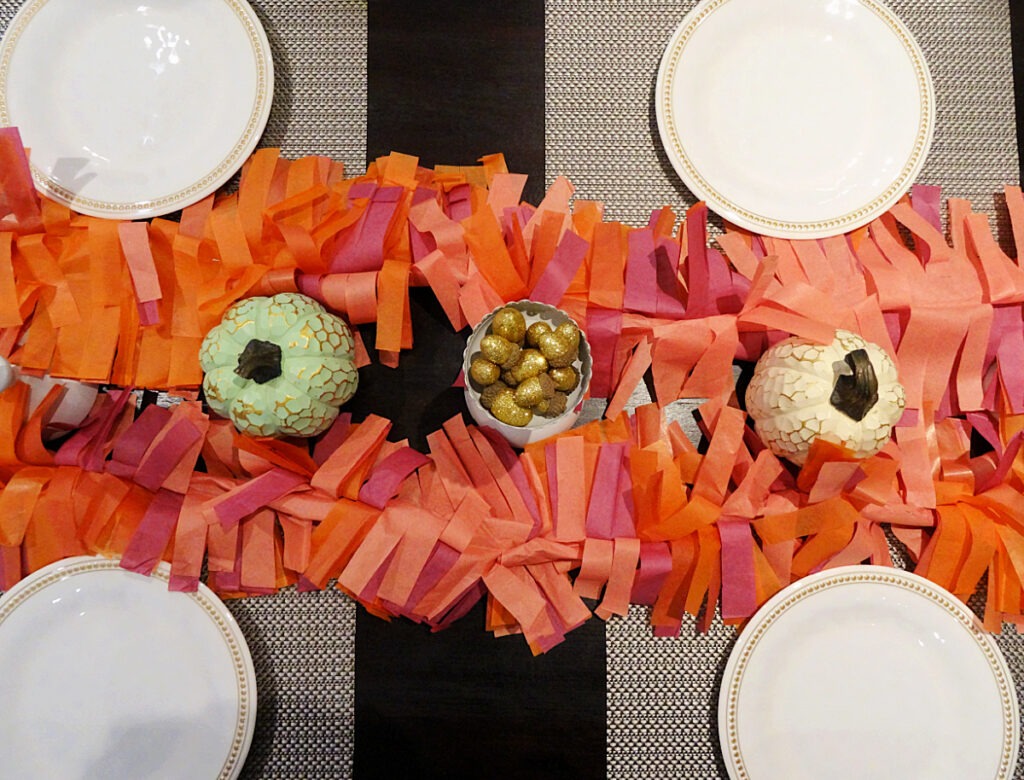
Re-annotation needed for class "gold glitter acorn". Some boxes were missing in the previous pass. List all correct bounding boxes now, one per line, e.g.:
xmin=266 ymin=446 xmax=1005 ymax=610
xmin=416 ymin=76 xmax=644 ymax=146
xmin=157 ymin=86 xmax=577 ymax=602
xmin=480 ymin=334 xmax=520 ymax=368
xmin=541 ymin=392 xmax=568 ymax=418
xmin=548 ymin=366 xmax=580 ymax=393
xmin=490 ymin=388 xmax=533 ymax=427
xmin=537 ymin=332 xmax=575 ymax=369
xmin=491 ymin=307 xmax=527 ymax=344
xmin=514 ymin=374 xmax=556 ymax=408
xmin=526 ymin=321 xmax=552 ymax=347
xmin=509 ymin=349 xmax=548 ymax=384
xmin=555 ymin=321 xmax=581 ymax=350
xmin=479 ymin=380 xmax=509 ymax=410
xmin=469 ymin=357 xmax=501 ymax=386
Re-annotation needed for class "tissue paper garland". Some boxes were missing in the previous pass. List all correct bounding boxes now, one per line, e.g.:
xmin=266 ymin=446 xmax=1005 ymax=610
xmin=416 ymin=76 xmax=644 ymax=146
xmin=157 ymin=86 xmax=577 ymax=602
xmin=5 ymin=134 xmax=1024 ymax=650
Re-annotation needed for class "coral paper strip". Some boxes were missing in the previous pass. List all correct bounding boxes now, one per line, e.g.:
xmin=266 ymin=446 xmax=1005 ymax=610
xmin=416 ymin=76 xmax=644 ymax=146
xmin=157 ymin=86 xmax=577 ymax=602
xmin=301 ymin=499 xmax=380 ymax=590
xmin=377 ymin=503 xmax=447 ymax=607
xmin=719 ymin=518 xmax=758 ymax=620
xmin=169 ymin=481 xmax=217 ymax=591
xmin=574 ymin=537 xmax=614 ymax=600
xmin=0 ymin=232 xmax=22 ymax=328
xmin=464 ymin=205 xmax=528 ymax=301
xmin=595 ymin=537 xmax=641 ymax=620
xmin=443 ymin=415 xmax=511 ymax=519
xmin=469 ymin=428 xmax=536 ymax=530
xmin=117 ymin=222 xmax=163 ymax=326
xmin=358 ymin=447 xmax=431 ymax=509
xmin=132 ymin=417 xmax=204 ymax=493
xmin=120 ymin=489 xmax=185 ymax=575
xmin=376 ymin=259 xmax=411 ymax=353
xmin=311 ymin=415 xmax=392 ymax=497
xmin=585 ymin=307 xmax=623 ymax=399
xmin=205 ymin=467 xmax=307 ymax=528
xmin=240 ymin=509 xmax=278 ymax=592
xmin=0 ymin=466 xmax=51 ymax=545
xmin=554 ymin=436 xmax=587 ymax=541
xmin=588 ymin=222 xmax=626 ymax=310
xmin=585 ymin=441 xmax=628 ymax=540
xmin=529 ymin=230 xmax=588 ymax=306
xmin=605 ymin=336 xmax=653 ymax=421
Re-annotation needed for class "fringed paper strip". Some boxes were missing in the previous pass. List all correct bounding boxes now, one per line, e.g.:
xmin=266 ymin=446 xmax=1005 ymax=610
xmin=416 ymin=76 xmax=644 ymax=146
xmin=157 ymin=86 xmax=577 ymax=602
xmin=7 ymin=132 xmax=1024 ymax=649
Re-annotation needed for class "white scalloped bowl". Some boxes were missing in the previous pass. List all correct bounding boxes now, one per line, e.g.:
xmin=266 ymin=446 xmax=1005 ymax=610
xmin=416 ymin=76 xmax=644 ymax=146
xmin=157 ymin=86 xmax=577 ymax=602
xmin=462 ymin=300 xmax=592 ymax=449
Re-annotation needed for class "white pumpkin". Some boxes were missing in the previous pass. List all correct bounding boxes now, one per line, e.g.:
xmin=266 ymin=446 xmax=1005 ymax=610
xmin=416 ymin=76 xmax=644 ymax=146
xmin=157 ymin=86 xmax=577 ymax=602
xmin=745 ymin=330 xmax=905 ymax=465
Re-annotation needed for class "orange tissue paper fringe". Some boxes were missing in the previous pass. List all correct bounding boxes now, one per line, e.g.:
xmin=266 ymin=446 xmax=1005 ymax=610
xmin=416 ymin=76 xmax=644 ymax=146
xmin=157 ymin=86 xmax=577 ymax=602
xmin=5 ymin=134 xmax=1024 ymax=649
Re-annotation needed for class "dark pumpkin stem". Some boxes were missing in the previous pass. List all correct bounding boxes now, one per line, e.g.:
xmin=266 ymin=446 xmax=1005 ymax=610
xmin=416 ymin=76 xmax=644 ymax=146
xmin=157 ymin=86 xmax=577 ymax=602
xmin=235 ymin=339 xmax=283 ymax=384
xmin=830 ymin=349 xmax=878 ymax=422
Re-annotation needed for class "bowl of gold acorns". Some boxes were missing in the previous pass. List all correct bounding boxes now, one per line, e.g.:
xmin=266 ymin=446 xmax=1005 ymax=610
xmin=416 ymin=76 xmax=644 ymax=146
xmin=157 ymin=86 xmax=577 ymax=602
xmin=463 ymin=300 xmax=592 ymax=448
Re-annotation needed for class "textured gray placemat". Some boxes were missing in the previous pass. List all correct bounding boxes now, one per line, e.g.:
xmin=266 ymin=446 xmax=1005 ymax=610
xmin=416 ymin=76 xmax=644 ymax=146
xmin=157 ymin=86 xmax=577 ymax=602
xmin=228 ymin=588 xmax=358 ymax=780
xmin=544 ymin=1 xmax=1024 ymax=777
xmin=247 ymin=0 xmax=368 ymax=171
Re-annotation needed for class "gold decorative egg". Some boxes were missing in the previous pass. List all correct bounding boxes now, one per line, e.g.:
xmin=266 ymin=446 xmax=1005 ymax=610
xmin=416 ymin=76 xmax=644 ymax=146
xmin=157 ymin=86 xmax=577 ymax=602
xmin=490 ymin=388 xmax=533 ymax=427
xmin=491 ymin=307 xmax=527 ymax=344
xmin=526 ymin=321 xmax=552 ymax=347
xmin=537 ymin=332 xmax=575 ymax=368
xmin=514 ymin=374 xmax=555 ymax=408
xmin=469 ymin=357 xmax=501 ymax=386
xmin=479 ymin=334 xmax=521 ymax=368
xmin=555 ymin=321 xmax=581 ymax=350
xmin=548 ymin=366 xmax=580 ymax=393
xmin=509 ymin=349 xmax=548 ymax=384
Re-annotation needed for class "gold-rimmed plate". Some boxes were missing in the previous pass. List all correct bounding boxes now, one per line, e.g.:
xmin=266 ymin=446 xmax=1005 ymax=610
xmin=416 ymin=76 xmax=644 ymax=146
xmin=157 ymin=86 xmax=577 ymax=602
xmin=0 ymin=556 xmax=256 ymax=779
xmin=0 ymin=0 xmax=273 ymax=219
xmin=656 ymin=0 xmax=934 ymax=238
xmin=719 ymin=565 xmax=1017 ymax=779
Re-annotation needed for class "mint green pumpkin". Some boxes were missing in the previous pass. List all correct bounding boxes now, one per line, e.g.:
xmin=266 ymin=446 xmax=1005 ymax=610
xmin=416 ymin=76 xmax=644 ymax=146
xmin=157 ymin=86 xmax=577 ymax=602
xmin=199 ymin=293 xmax=358 ymax=437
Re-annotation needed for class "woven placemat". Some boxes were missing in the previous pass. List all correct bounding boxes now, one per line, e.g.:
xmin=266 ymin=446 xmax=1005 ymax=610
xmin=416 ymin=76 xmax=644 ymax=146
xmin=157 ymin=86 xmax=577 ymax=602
xmin=544 ymin=2 xmax=1023 ymax=777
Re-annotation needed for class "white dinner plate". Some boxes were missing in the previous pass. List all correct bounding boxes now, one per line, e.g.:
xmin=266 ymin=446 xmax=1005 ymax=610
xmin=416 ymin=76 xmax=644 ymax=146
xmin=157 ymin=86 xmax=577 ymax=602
xmin=0 ymin=556 xmax=256 ymax=779
xmin=0 ymin=0 xmax=273 ymax=219
xmin=720 ymin=566 xmax=1018 ymax=780
xmin=656 ymin=0 xmax=934 ymax=238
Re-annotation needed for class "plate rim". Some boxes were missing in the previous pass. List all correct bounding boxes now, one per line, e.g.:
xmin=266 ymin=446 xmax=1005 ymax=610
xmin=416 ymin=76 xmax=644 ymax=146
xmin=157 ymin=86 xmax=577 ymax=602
xmin=718 ymin=564 xmax=1019 ymax=780
xmin=0 ymin=0 xmax=274 ymax=220
xmin=654 ymin=0 xmax=935 ymax=239
xmin=0 ymin=555 xmax=257 ymax=780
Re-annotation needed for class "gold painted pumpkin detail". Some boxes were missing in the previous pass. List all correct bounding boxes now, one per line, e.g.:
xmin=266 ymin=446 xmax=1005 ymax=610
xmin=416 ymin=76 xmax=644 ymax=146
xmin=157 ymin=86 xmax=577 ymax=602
xmin=199 ymin=293 xmax=358 ymax=437
xmin=745 ymin=330 xmax=905 ymax=465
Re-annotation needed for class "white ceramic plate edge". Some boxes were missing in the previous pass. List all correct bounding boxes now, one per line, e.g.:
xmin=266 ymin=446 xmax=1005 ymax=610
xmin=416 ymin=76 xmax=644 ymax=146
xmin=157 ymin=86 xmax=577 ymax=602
xmin=718 ymin=565 xmax=1019 ymax=780
xmin=0 ymin=555 xmax=258 ymax=780
xmin=0 ymin=0 xmax=274 ymax=220
xmin=655 ymin=0 xmax=935 ymax=239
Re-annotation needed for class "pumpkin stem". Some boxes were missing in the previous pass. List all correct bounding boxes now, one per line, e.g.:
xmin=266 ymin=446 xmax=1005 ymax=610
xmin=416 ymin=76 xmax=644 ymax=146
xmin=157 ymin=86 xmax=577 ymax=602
xmin=235 ymin=339 xmax=283 ymax=384
xmin=830 ymin=349 xmax=878 ymax=422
